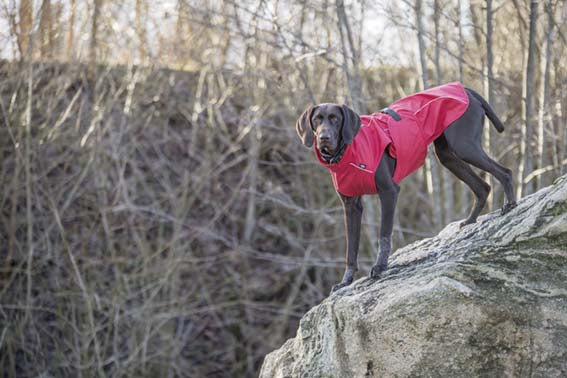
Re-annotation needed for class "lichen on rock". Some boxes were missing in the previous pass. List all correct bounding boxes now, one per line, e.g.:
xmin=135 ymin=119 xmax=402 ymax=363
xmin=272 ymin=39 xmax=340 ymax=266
xmin=260 ymin=175 xmax=567 ymax=378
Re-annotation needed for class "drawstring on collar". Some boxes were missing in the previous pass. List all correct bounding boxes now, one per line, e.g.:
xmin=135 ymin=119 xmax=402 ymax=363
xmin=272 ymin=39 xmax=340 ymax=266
xmin=320 ymin=142 xmax=347 ymax=164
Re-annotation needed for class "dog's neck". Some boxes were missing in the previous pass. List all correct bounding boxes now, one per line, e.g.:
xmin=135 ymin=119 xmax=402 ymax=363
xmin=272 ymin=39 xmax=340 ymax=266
xmin=320 ymin=142 xmax=347 ymax=164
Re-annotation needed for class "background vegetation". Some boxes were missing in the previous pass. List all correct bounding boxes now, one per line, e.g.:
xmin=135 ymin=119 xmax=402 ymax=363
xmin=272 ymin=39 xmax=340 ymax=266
xmin=0 ymin=0 xmax=565 ymax=377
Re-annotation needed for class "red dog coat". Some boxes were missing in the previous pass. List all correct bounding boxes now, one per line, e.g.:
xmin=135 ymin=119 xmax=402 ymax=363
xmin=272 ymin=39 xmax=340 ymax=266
xmin=315 ymin=82 xmax=470 ymax=197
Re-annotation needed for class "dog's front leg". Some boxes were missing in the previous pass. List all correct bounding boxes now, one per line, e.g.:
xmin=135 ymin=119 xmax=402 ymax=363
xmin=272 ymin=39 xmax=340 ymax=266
xmin=331 ymin=195 xmax=363 ymax=293
xmin=370 ymin=185 xmax=399 ymax=278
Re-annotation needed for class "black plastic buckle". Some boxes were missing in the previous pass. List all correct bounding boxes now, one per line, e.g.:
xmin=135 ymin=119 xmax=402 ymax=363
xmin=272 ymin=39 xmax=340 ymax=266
xmin=381 ymin=107 xmax=401 ymax=121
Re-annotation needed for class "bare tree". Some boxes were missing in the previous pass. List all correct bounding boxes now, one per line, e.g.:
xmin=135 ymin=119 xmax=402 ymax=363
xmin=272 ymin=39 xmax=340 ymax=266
xmin=66 ymin=0 xmax=76 ymax=59
xmin=434 ymin=0 xmax=454 ymax=222
xmin=518 ymin=0 xmax=539 ymax=197
xmin=433 ymin=0 xmax=442 ymax=86
xmin=18 ymin=0 xmax=33 ymax=59
xmin=335 ymin=0 xmax=382 ymax=259
xmin=453 ymin=0 xmax=469 ymax=219
xmin=484 ymin=0 xmax=496 ymax=208
xmin=485 ymin=0 xmax=495 ymax=116
xmin=537 ymin=0 xmax=555 ymax=188
xmin=336 ymin=0 xmax=365 ymax=112
xmin=136 ymin=0 xmax=148 ymax=61
xmin=415 ymin=0 xmax=429 ymax=88
xmin=554 ymin=1 xmax=567 ymax=176
xmin=456 ymin=0 xmax=464 ymax=84
xmin=39 ymin=0 xmax=53 ymax=58
xmin=22 ymin=0 xmax=35 ymax=327
xmin=89 ymin=0 xmax=102 ymax=74
xmin=415 ymin=0 xmax=443 ymax=227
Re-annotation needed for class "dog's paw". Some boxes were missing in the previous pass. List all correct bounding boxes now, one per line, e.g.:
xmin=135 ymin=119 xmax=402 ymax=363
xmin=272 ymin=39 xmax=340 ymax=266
xmin=459 ymin=219 xmax=476 ymax=229
xmin=369 ymin=264 xmax=386 ymax=279
xmin=330 ymin=280 xmax=351 ymax=294
xmin=341 ymin=268 xmax=356 ymax=283
xmin=501 ymin=201 xmax=517 ymax=215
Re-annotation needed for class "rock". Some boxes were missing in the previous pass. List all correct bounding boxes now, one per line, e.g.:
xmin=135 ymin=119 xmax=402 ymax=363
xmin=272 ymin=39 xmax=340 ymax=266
xmin=260 ymin=175 xmax=567 ymax=378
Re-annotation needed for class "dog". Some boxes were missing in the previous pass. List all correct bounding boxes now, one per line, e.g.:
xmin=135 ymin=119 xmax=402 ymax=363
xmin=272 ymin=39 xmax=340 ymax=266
xmin=295 ymin=82 xmax=517 ymax=293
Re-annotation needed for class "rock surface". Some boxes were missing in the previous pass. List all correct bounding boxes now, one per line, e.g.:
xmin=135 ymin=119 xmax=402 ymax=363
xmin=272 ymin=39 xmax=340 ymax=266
xmin=260 ymin=175 xmax=567 ymax=378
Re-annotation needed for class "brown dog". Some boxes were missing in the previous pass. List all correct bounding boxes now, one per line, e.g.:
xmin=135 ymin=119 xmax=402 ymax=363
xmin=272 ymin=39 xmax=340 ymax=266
xmin=295 ymin=83 xmax=516 ymax=293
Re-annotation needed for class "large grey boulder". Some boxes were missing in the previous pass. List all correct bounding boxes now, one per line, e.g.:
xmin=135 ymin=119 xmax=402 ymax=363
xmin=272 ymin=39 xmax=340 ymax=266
xmin=260 ymin=175 xmax=567 ymax=378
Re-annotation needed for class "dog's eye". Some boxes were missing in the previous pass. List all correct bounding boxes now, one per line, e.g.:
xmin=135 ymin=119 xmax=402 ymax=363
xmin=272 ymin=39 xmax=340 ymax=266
xmin=329 ymin=115 xmax=337 ymax=121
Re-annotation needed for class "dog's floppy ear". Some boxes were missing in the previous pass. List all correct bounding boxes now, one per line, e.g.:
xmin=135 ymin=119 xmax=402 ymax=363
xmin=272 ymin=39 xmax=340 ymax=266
xmin=295 ymin=105 xmax=315 ymax=147
xmin=341 ymin=104 xmax=361 ymax=145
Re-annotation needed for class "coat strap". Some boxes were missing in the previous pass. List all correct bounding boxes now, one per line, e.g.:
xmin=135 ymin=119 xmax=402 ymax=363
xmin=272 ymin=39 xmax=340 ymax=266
xmin=380 ymin=107 xmax=401 ymax=121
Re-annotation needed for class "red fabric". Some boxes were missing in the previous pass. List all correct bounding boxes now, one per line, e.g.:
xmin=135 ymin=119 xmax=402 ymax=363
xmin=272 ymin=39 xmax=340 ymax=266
xmin=315 ymin=82 xmax=470 ymax=197
xmin=315 ymin=117 xmax=391 ymax=197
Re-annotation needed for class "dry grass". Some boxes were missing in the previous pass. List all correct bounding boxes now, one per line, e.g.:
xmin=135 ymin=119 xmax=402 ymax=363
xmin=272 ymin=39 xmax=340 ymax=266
xmin=0 ymin=61 xmax=355 ymax=377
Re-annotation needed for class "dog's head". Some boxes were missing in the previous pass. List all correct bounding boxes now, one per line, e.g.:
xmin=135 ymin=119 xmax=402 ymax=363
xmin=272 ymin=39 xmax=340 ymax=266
xmin=295 ymin=103 xmax=361 ymax=155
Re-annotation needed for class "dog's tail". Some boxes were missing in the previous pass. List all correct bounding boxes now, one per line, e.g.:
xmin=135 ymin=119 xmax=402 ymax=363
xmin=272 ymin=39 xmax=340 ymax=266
xmin=466 ymin=88 xmax=505 ymax=133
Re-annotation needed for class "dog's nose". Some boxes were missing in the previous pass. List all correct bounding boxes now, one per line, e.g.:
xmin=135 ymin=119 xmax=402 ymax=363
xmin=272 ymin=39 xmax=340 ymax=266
xmin=320 ymin=134 xmax=331 ymax=142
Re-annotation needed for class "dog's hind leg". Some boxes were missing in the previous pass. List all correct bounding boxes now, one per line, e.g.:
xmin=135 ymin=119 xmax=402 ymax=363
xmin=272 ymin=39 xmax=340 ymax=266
xmin=444 ymin=136 xmax=517 ymax=215
xmin=433 ymin=136 xmax=491 ymax=227
xmin=442 ymin=97 xmax=517 ymax=216
xmin=461 ymin=150 xmax=516 ymax=215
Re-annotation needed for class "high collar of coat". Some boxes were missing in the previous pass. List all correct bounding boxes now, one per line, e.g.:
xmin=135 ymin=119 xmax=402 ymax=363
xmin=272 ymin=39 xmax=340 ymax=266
xmin=319 ymin=141 xmax=347 ymax=164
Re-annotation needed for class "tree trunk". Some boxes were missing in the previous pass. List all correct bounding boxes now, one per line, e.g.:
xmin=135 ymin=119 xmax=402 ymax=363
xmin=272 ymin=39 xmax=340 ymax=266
xmin=415 ymin=0 xmax=429 ymax=88
xmin=67 ymin=0 xmax=76 ymax=59
xmin=336 ymin=0 xmax=365 ymax=112
xmin=469 ymin=0 xmax=490 ymax=210
xmin=136 ymin=0 xmax=148 ymax=61
xmin=558 ymin=0 xmax=567 ymax=174
xmin=23 ymin=0 xmax=35 ymax=326
xmin=415 ymin=0 xmax=443 ymax=228
xmin=18 ymin=0 xmax=33 ymax=60
xmin=433 ymin=0 xmax=441 ymax=86
xmin=560 ymin=74 xmax=567 ymax=175
xmin=456 ymin=0 xmax=464 ymax=84
xmin=89 ymin=0 xmax=102 ymax=76
xmin=537 ymin=0 xmax=554 ymax=188
xmin=241 ymin=1 xmax=263 ymax=244
xmin=485 ymin=0 xmax=495 ymax=108
xmin=434 ymin=0 xmax=454 ymax=223
xmin=455 ymin=0 xmax=469 ymax=219
xmin=336 ymin=0 xmax=381 ymax=258
xmin=469 ymin=1 xmax=484 ymax=51
xmin=518 ymin=0 xmax=539 ymax=198
xmin=553 ymin=1 xmax=566 ymax=175
xmin=39 ymin=0 xmax=53 ymax=58
xmin=485 ymin=0 xmax=496 ymax=209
